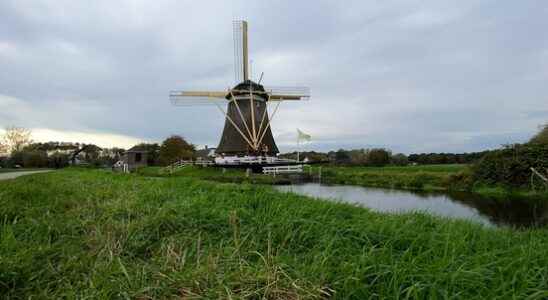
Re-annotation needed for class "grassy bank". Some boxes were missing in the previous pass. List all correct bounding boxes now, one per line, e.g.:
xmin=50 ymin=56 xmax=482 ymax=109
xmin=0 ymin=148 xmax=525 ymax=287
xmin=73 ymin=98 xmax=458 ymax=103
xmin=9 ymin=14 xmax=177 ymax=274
xmin=1 ymin=169 xmax=548 ymax=298
xmin=310 ymin=165 xmax=547 ymax=197
xmin=317 ymin=164 xmax=465 ymax=191
xmin=139 ymin=164 xmax=547 ymax=197
xmin=137 ymin=165 xmax=302 ymax=185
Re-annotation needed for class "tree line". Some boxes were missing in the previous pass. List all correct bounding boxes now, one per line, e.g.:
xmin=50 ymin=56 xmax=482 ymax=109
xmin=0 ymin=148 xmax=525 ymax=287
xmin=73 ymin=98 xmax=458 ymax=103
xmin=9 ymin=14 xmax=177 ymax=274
xmin=279 ymin=148 xmax=491 ymax=167
xmin=0 ymin=127 xmax=196 ymax=169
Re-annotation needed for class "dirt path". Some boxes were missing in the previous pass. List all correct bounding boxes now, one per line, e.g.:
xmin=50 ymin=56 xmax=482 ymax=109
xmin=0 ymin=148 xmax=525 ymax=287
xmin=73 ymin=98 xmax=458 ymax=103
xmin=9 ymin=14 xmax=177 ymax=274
xmin=0 ymin=170 xmax=53 ymax=181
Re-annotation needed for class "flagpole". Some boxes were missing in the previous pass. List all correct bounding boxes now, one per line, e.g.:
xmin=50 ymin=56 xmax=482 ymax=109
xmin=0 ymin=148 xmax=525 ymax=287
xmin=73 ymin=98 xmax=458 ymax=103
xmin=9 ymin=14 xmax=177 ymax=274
xmin=297 ymin=138 xmax=300 ymax=162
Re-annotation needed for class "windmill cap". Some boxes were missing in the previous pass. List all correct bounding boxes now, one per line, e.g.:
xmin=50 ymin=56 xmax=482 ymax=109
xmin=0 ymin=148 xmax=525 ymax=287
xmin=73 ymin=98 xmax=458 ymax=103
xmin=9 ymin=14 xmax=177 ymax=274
xmin=226 ymin=79 xmax=267 ymax=99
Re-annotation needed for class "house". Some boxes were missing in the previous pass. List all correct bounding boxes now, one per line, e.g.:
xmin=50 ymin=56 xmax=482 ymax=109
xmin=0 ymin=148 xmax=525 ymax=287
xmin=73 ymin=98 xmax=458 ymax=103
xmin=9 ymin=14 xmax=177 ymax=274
xmin=195 ymin=145 xmax=216 ymax=160
xmin=121 ymin=145 xmax=149 ymax=171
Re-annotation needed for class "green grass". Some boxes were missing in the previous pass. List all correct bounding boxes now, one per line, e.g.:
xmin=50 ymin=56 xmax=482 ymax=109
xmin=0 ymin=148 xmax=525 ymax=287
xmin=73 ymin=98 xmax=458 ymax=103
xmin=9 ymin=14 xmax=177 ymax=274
xmin=138 ymin=164 xmax=548 ymax=198
xmin=136 ymin=165 xmax=298 ymax=185
xmin=315 ymin=164 xmax=467 ymax=191
xmin=1 ymin=169 xmax=548 ymax=298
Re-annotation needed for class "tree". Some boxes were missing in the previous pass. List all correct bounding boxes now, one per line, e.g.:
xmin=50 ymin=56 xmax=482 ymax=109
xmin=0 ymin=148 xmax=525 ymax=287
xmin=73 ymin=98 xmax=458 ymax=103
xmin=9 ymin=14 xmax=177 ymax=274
xmin=348 ymin=149 xmax=368 ymax=165
xmin=0 ymin=142 xmax=8 ymax=156
xmin=530 ymin=123 xmax=548 ymax=145
xmin=334 ymin=149 xmax=351 ymax=164
xmin=366 ymin=148 xmax=391 ymax=167
xmin=159 ymin=135 xmax=195 ymax=165
xmin=391 ymin=153 xmax=409 ymax=166
xmin=2 ymin=126 xmax=32 ymax=154
xmin=22 ymin=151 xmax=48 ymax=168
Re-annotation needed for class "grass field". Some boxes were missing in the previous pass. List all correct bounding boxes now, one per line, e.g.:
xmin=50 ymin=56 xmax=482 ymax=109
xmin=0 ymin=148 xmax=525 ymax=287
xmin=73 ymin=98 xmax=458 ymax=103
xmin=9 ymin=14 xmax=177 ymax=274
xmin=139 ymin=164 xmax=546 ymax=197
xmin=317 ymin=164 xmax=465 ymax=191
xmin=1 ymin=169 xmax=548 ymax=298
xmin=137 ymin=165 xmax=299 ymax=185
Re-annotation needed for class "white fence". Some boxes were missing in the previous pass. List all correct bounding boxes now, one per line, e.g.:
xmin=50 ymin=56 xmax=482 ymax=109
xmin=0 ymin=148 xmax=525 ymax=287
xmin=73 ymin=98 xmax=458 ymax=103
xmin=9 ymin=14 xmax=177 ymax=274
xmin=263 ymin=165 xmax=303 ymax=175
xmin=215 ymin=156 xmax=298 ymax=165
xmin=164 ymin=159 xmax=215 ymax=174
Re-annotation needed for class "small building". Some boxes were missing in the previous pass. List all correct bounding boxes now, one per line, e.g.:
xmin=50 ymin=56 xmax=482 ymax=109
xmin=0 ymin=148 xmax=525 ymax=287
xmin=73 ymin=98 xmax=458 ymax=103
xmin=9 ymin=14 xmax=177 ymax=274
xmin=121 ymin=145 xmax=149 ymax=171
xmin=195 ymin=145 xmax=216 ymax=160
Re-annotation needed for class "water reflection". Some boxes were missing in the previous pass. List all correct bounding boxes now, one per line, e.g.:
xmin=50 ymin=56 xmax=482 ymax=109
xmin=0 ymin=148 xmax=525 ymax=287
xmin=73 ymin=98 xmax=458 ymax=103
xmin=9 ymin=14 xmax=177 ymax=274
xmin=274 ymin=184 xmax=548 ymax=228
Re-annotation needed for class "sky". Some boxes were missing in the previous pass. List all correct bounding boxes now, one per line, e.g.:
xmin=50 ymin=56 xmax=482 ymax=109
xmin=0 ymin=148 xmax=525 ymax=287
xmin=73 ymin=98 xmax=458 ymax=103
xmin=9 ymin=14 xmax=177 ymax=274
xmin=1 ymin=0 xmax=547 ymax=154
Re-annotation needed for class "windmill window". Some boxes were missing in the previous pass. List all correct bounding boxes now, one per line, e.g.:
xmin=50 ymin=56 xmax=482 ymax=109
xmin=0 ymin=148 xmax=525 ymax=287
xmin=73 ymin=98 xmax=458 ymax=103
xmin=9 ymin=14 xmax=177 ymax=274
xmin=135 ymin=153 xmax=142 ymax=162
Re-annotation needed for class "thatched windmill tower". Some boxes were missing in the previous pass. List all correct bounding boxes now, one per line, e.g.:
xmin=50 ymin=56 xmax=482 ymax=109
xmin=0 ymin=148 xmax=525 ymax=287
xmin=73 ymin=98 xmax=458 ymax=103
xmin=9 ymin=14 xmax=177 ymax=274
xmin=170 ymin=21 xmax=310 ymax=163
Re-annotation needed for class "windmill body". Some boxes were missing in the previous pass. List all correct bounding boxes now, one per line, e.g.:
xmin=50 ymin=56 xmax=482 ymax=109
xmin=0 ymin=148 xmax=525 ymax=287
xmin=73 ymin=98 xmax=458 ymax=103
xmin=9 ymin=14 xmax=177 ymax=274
xmin=216 ymin=80 xmax=279 ymax=156
xmin=170 ymin=21 xmax=309 ymax=167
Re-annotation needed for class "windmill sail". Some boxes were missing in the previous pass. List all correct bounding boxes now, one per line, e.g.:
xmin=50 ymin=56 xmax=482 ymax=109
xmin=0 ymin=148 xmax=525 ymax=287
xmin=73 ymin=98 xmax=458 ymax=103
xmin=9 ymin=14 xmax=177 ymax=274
xmin=264 ymin=86 xmax=311 ymax=101
xmin=169 ymin=90 xmax=227 ymax=106
xmin=233 ymin=20 xmax=249 ymax=83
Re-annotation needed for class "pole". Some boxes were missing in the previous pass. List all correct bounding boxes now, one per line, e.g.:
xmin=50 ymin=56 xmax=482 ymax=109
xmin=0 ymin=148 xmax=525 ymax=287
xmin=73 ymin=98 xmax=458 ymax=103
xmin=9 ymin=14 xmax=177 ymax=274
xmin=297 ymin=137 xmax=300 ymax=162
xmin=242 ymin=21 xmax=249 ymax=81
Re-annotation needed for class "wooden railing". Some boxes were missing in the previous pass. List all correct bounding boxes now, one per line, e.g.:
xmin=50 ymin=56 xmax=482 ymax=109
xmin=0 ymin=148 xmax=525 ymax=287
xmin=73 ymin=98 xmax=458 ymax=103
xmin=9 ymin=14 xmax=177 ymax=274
xmin=531 ymin=167 xmax=548 ymax=190
xmin=263 ymin=165 xmax=303 ymax=175
xmin=164 ymin=159 xmax=214 ymax=174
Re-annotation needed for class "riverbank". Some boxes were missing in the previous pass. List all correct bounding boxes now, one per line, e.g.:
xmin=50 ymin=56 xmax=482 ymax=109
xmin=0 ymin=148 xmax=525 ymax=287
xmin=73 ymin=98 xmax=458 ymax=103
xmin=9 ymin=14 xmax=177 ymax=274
xmin=317 ymin=165 xmax=548 ymax=198
xmin=140 ymin=164 xmax=547 ymax=198
xmin=317 ymin=164 xmax=463 ymax=190
xmin=1 ymin=169 xmax=547 ymax=298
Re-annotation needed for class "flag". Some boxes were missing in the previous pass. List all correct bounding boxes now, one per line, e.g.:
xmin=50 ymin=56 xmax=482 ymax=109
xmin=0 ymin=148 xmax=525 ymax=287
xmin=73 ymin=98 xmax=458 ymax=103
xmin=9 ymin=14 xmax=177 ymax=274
xmin=297 ymin=129 xmax=311 ymax=142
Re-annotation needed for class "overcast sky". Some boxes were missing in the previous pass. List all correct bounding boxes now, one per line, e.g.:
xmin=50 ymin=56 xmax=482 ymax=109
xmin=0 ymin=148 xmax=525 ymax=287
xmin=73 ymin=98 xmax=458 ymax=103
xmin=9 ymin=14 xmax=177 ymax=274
xmin=1 ymin=1 xmax=547 ymax=153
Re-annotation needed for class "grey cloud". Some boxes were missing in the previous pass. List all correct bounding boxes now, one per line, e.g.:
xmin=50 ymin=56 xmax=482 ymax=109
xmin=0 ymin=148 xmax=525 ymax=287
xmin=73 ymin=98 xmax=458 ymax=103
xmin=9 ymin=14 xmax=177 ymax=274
xmin=0 ymin=0 xmax=547 ymax=153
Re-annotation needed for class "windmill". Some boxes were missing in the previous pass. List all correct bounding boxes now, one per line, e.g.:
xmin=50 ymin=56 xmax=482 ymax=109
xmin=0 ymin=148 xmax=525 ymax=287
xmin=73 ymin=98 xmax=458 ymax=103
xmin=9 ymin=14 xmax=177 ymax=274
xmin=170 ymin=20 xmax=310 ymax=166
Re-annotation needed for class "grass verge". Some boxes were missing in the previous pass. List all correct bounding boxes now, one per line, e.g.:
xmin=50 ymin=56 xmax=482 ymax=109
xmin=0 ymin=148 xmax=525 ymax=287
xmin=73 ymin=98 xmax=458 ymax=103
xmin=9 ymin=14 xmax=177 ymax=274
xmin=1 ymin=169 xmax=548 ymax=298
xmin=316 ymin=164 xmax=464 ymax=191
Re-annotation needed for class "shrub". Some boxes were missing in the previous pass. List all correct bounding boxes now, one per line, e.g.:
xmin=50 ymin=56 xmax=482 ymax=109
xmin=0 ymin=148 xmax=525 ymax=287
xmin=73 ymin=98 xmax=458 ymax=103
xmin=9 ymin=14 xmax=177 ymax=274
xmin=366 ymin=148 xmax=391 ymax=167
xmin=529 ymin=124 xmax=548 ymax=145
xmin=391 ymin=153 xmax=408 ymax=166
xmin=472 ymin=143 xmax=548 ymax=188
xmin=159 ymin=135 xmax=195 ymax=166
xmin=22 ymin=151 xmax=49 ymax=168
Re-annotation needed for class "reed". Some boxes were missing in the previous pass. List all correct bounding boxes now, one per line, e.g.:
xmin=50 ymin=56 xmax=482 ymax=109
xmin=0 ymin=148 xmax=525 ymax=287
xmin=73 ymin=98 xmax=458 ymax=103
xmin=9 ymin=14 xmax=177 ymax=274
xmin=1 ymin=169 xmax=547 ymax=298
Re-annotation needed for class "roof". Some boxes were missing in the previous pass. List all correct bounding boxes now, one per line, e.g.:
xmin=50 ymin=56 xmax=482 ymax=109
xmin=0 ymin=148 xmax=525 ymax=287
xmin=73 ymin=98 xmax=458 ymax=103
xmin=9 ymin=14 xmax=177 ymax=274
xmin=225 ymin=80 xmax=267 ymax=100
xmin=195 ymin=147 xmax=216 ymax=158
xmin=126 ymin=145 xmax=149 ymax=153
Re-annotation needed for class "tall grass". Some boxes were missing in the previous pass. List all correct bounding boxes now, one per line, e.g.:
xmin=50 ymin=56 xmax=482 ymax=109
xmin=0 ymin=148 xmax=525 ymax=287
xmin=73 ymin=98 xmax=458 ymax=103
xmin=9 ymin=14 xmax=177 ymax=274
xmin=1 ymin=169 xmax=548 ymax=298
xmin=317 ymin=164 xmax=465 ymax=191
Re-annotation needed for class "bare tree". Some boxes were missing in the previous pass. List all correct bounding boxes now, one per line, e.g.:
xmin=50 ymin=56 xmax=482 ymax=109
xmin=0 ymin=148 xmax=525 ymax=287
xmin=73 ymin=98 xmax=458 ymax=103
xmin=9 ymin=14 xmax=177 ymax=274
xmin=0 ymin=142 xmax=8 ymax=156
xmin=2 ymin=126 xmax=32 ymax=154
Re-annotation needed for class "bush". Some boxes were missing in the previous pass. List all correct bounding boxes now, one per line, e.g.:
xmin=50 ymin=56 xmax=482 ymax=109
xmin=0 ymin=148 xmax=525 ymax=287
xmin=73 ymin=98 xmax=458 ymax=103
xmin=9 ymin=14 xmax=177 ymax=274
xmin=22 ymin=151 xmax=49 ymax=168
xmin=529 ymin=124 xmax=548 ymax=145
xmin=391 ymin=153 xmax=408 ymax=166
xmin=472 ymin=143 xmax=548 ymax=188
xmin=159 ymin=135 xmax=195 ymax=166
xmin=366 ymin=148 xmax=391 ymax=167
xmin=48 ymin=153 xmax=70 ymax=169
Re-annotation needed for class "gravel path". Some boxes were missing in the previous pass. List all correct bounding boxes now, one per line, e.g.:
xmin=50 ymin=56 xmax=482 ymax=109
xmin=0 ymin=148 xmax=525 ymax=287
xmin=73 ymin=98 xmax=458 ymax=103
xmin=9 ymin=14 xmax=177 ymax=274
xmin=0 ymin=170 xmax=53 ymax=181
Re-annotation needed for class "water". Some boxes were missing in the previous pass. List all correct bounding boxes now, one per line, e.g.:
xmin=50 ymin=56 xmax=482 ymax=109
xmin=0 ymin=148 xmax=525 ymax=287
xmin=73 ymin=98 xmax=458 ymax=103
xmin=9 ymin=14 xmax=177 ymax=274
xmin=274 ymin=183 xmax=548 ymax=228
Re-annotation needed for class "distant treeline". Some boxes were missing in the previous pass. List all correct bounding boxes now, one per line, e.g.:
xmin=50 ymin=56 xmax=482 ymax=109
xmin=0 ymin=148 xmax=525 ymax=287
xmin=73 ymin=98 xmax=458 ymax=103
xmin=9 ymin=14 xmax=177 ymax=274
xmin=407 ymin=152 xmax=489 ymax=165
xmin=0 ymin=141 xmax=125 ymax=169
xmin=279 ymin=149 xmax=490 ymax=166
xmin=0 ymin=136 xmax=196 ymax=169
